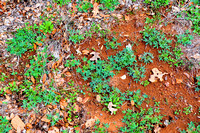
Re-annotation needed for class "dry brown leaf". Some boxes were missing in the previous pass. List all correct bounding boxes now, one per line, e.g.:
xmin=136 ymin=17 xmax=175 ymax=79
xmin=34 ymin=43 xmax=37 ymax=50
xmin=82 ymin=49 xmax=90 ymax=55
xmin=92 ymin=3 xmax=99 ymax=17
xmin=90 ymin=52 xmax=100 ymax=61
xmin=41 ymin=115 xmax=50 ymax=123
xmin=176 ymin=78 xmax=183 ymax=84
xmin=149 ymin=68 xmax=168 ymax=82
xmin=42 ymin=73 xmax=47 ymax=84
xmin=31 ymin=76 xmax=35 ymax=84
xmin=11 ymin=115 xmax=25 ymax=130
xmin=85 ymin=117 xmax=97 ymax=128
xmin=154 ymin=125 xmax=161 ymax=133
xmin=60 ymin=99 xmax=68 ymax=110
xmin=108 ymin=102 xmax=118 ymax=115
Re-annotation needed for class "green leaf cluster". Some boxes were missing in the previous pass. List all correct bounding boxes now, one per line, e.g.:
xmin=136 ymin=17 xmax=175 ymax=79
xmin=6 ymin=24 xmax=45 ymax=56
xmin=0 ymin=116 xmax=11 ymax=133
xmin=104 ymin=37 xmax=121 ymax=50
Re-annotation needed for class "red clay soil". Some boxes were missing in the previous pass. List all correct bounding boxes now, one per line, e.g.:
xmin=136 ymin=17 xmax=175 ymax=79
xmin=76 ymin=12 xmax=200 ymax=132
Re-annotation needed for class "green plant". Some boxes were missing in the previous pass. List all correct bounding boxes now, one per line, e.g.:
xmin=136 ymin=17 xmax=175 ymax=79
xmin=108 ymin=48 xmax=137 ymax=70
xmin=68 ymin=29 xmax=85 ymax=44
xmin=140 ymin=80 xmax=150 ymax=87
xmin=98 ymin=0 xmax=120 ymax=11
xmin=139 ymin=52 xmax=154 ymax=64
xmin=76 ymin=0 xmax=93 ymax=12
xmin=174 ymin=109 xmax=181 ymax=115
xmin=143 ymin=0 xmax=170 ymax=9
xmin=128 ymin=64 xmax=146 ymax=83
xmin=22 ymin=83 xmax=61 ymax=111
xmin=183 ymin=106 xmax=192 ymax=115
xmin=6 ymin=23 xmax=45 ymax=56
xmin=5 ymin=81 xmax=20 ymax=93
xmin=0 ymin=116 xmax=11 ymax=133
xmin=195 ymin=76 xmax=200 ymax=92
xmin=39 ymin=20 xmax=54 ymax=34
xmin=120 ymin=108 xmax=163 ymax=132
xmin=47 ymin=112 xmax=62 ymax=126
xmin=93 ymin=119 xmax=109 ymax=133
xmin=24 ymin=48 xmax=48 ymax=82
xmin=0 ymin=73 xmax=8 ymax=82
xmin=53 ymin=0 xmax=71 ymax=6
xmin=104 ymin=37 xmax=121 ymax=50
xmin=176 ymin=30 xmax=194 ymax=46
xmin=180 ymin=121 xmax=200 ymax=133
xmin=185 ymin=5 xmax=200 ymax=35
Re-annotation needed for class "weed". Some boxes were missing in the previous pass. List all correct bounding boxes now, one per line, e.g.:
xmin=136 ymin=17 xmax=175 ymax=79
xmin=120 ymin=108 xmax=163 ymax=132
xmin=39 ymin=20 xmax=54 ymax=34
xmin=176 ymin=30 xmax=194 ymax=46
xmin=98 ymin=0 xmax=120 ymax=11
xmin=139 ymin=52 xmax=154 ymax=64
xmin=24 ymin=48 xmax=48 ymax=82
xmin=76 ymin=0 xmax=93 ymax=13
xmin=108 ymin=48 xmax=137 ymax=70
xmin=143 ymin=0 xmax=170 ymax=9
xmin=174 ymin=109 xmax=181 ymax=115
xmin=68 ymin=29 xmax=85 ymax=44
xmin=47 ymin=112 xmax=62 ymax=126
xmin=53 ymin=0 xmax=71 ymax=6
xmin=5 ymin=81 xmax=20 ymax=93
xmin=93 ymin=119 xmax=109 ymax=133
xmin=183 ymin=106 xmax=192 ymax=115
xmin=140 ymin=80 xmax=150 ymax=87
xmin=195 ymin=76 xmax=200 ymax=92
xmin=104 ymin=37 xmax=121 ymax=50
xmin=0 ymin=116 xmax=11 ymax=133
xmin=6 ymin=23 xmax=45 ymax=56
xmin=128 ymin=64 xmax=146 ymax=83
xmin=0 ymin=73 xmax=8 ymax=82
xmin=180 ymin=121 xmax=200 ymax=133
xmin=185 ymin=5 xmax=200 ymax=35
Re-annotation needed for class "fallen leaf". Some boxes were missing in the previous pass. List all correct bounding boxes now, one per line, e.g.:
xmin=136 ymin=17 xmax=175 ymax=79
xmin=82 ymin=97 xmax=90 ymax=104
xmin=31 ymin=76 xmax=35 ymax=84
xmin=90 ymin=52 xmax=100 ymax=62
xmin=96 ymin=95 xmax=101 ymax=102
xmin=66 ymin=72 xmax=72 ymax=77
xmin=108 ymin=102 xmax=118 ymax=115
xmin=149 ymin=68 xmax=168 ymax=82
xmin=176 ymin=78 xmax=183 ymax=84
xmin=85 ymin=118 xmax=97 ymax=128
xmin=11 ymin=115 xmax=25 ymax=130
xmin=82 ymin=49 xmax=89 ymax=55
xmin=92 ymin=3 xmax=99 ymax=18
xmin=154 ymin=125 xmax=161 ymax=133
xmin=41 ymin=115 xmax=50 ymax=123
xmin=60 ymin=99 xmax=68 ymax=110
xmin=42 ymin=73 xmax=47 ymax=84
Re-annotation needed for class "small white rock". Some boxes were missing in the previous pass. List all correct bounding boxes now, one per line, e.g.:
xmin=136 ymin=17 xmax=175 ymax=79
xmin=121 ymin=75 xmax=126 ymax=80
